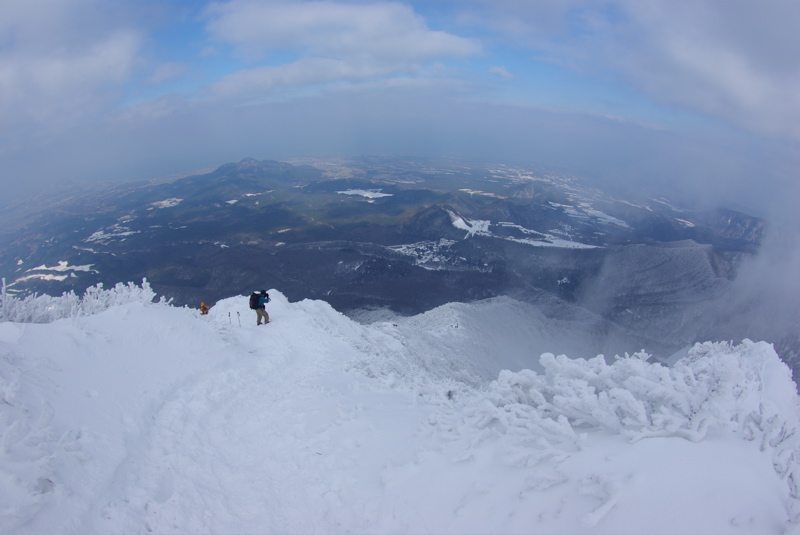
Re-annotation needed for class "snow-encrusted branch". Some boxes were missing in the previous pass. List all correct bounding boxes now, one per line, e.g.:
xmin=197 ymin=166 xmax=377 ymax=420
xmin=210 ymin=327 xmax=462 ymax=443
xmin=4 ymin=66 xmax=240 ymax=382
xmin=445 ymin=339 xmax=800 ymax=526
xmin=0 ymin=279 xmax=166 ymax=324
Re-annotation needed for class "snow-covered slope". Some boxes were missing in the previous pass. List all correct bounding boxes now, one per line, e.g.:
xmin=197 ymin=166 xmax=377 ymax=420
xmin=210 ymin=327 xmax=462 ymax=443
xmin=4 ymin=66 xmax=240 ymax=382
xmin=2 ymin=286 xmax=800 ymax=534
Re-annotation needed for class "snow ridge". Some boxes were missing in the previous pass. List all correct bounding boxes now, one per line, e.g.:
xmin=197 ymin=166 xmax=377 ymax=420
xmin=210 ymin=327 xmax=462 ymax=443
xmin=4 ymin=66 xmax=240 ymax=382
xmin=1 ymin=283 xmax=799 ymax=534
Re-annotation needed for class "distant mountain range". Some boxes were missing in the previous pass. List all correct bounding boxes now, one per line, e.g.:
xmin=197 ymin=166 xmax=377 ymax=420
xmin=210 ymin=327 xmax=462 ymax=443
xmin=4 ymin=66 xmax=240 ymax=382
xmin=2 ymin=155 xmax=788 ymax=370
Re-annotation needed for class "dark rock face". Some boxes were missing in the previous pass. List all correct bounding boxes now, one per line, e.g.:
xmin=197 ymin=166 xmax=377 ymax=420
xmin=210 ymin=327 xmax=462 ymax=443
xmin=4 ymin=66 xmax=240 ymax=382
xmin=2 ymin=156 xmax=787 ymax=370
xmin=691 ymin=208 xmax=767 ymax=251
xmin=576 ymin=242 xmax=732 ymax=344
xmin=402 ymin=205 xmax=472 ymax=242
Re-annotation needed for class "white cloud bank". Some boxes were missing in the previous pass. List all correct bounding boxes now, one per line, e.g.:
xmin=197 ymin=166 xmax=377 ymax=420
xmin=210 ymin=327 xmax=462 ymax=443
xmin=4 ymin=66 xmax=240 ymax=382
xmin=0 ymin=0 xmax=142 ymax=139
xmin=205 ymin=0 xmax=481 ymax=98
xmin=464 ymin=0 xmax=800 ymax=141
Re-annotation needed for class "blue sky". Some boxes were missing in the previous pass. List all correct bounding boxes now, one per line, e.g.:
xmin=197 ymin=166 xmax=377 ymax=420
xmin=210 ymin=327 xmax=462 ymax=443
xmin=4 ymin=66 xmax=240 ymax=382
xmin=1 ymin=0 xmax=799 ymax=219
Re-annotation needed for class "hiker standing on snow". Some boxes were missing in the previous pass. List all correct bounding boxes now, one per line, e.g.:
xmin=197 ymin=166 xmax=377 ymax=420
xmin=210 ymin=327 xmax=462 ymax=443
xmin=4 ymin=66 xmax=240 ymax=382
xmin=250 ymin=290 xmax=270 ymax=325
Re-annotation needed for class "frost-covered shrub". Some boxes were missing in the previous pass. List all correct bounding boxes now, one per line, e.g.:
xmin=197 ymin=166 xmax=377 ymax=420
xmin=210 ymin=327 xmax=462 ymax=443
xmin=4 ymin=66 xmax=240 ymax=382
xmin=443 ymin=340 xmax=800 ymax=509
xmin=478 ymin=341 xmax=798 ymax=443
xmin=0 ymin=279 xmax=166 ymax=323
xmin=431 ymin=340 xmax=800 ymax=525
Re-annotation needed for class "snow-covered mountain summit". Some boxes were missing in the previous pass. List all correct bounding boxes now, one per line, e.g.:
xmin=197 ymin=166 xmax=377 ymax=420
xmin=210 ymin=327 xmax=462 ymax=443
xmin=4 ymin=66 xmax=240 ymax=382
xmin=2 ymin=283 xmax=799 ymax=534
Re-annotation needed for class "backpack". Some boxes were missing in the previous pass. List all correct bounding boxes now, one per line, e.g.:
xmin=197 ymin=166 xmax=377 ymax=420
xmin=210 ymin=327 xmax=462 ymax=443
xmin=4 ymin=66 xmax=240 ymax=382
xmin=249 ymin=292 xmax=260 ymax=310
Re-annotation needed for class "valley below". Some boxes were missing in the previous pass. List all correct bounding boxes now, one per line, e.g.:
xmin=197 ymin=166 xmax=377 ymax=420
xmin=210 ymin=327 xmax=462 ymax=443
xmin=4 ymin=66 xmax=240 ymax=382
xmin=2 ymin=156 xmax=792 ymax=374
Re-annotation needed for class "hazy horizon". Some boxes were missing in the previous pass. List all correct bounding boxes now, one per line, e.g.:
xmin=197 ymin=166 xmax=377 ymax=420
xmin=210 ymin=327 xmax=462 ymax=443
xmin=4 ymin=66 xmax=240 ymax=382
xmin=1 ymin=0 xmax=798 ymax=226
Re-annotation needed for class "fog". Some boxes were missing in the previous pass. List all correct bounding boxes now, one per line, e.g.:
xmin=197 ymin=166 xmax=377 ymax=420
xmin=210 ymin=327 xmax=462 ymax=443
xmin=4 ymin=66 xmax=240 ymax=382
xmin=702 ymin=220 xmax=800 ymax=361
xmin=3 ymin=89 xmax=796 ymax=219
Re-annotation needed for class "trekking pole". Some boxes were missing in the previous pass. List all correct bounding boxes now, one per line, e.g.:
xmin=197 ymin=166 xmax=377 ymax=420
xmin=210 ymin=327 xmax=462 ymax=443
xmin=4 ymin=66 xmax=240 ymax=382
xmin=237 ymin=311 xmax=241 ymax=327
xmin=228 ymin=312 xmax=231 ymax=325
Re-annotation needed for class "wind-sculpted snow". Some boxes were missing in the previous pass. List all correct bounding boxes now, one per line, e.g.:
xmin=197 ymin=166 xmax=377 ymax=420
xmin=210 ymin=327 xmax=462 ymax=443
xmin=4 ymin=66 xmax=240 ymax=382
xmin=443 ymin=341 xmax=800 ymax=470
xmin=1 ymin=283 xmax=799 ymax=534
xmin=491 ymin=342 xmax=799 ymax=443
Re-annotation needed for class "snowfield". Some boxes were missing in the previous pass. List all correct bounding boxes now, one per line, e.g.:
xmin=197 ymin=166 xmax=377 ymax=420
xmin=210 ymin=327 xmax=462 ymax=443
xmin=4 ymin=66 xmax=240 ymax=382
xmin=337 ymin=189 xmax=393 ymax=199
xmin=1 ymin=283 xmax=800 ymax=534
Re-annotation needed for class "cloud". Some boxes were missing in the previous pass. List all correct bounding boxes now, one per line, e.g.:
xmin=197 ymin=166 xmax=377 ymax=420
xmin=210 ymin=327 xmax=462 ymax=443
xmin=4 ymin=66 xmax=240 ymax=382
xmin=205 ymin=1 xmax=480 ymax=62
xmin=203 ymin=0 xmax=480 ymax=98
xmin=0 ymin=0 xmax=143 ymax=141
xmin=489 ymin=65 xmax=512 ymax=80
xmin=212 ymin=57 xmax=398 ymax=98
xmin=461 ymin=0 xmax=800 ymax=141
xmin=146 ymin=62 xmax=190 ymax=85
xmin=615 ymin=1 xmax=800 ymax=141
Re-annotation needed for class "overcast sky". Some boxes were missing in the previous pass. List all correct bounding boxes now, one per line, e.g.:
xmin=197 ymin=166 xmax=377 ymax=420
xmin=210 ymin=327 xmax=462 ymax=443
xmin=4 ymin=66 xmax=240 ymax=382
xmin=1 ymin=0 xmax=799 ymax=221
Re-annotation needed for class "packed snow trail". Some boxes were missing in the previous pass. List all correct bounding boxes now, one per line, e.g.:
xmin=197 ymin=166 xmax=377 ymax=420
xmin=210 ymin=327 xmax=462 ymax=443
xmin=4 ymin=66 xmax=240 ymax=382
xmin=88 ymin=297 xmax=435 ymax=534
xmin=2 ymin=287 xmax=800 ymax=534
